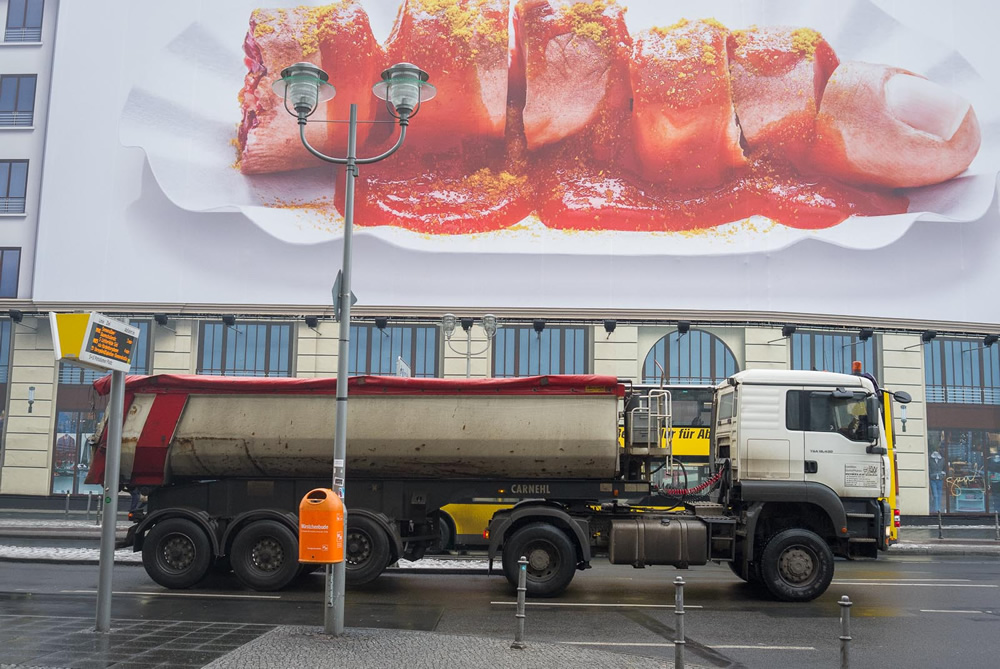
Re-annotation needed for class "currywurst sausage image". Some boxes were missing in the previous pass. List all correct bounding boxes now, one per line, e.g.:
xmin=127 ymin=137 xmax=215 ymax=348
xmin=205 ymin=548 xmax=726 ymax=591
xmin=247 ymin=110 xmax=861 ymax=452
xmin=235 ymin=1 xmax=982 ymax=234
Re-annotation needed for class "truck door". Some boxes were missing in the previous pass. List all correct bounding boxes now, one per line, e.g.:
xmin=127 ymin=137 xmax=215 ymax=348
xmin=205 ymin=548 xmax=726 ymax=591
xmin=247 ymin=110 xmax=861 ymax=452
xmin=794 ymin=389 xmax=882 ymax=498
xmin=739 ymin=385 xmax=804 ymax=481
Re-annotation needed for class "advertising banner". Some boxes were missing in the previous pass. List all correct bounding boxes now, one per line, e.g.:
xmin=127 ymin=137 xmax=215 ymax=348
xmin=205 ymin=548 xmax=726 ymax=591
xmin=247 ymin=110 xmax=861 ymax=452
xmin=33 ymin=1 xmax=1000 ymax=325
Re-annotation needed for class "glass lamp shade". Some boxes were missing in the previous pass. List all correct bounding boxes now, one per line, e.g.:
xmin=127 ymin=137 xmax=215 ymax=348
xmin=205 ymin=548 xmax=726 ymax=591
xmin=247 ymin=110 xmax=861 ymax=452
xmin=441 ymin=313 xmax=457 ymax=338
xmin=482 ymin=314 xmax=498 ymax=339
xmin=372 ymin=62 xmax=436 ymax=118
xmin=272 ymin=62 xmax=336 ymax=115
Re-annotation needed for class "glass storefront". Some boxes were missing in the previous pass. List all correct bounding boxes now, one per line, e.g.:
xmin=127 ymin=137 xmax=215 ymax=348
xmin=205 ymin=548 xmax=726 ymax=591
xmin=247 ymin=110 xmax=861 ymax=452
xmin=928 ymin=429 xmax=1000 ymax=513
xmin=925 ymin=337 xmax=1000 ymax=514
xmin=51 ymin=409 xmax=102 ymax=495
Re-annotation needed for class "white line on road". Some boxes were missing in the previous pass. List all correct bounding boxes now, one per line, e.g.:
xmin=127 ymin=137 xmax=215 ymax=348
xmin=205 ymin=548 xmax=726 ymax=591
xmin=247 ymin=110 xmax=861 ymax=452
xmin=832 ymin=582 xmax=996 ymax=588
xmin=839 ymin=578 xmax=971 ymax=582
xmin=712 ymin=645 xmax=816 ymax=650
xmin=921 ymin=609 xmax=992 ymax=614
xmin=490 ymin=601 xmax=702 ymax=609
xmin=560 ymin=642 xmax=815 ymax=650
xmin=61 ymin=589 xmax=281 ymax=600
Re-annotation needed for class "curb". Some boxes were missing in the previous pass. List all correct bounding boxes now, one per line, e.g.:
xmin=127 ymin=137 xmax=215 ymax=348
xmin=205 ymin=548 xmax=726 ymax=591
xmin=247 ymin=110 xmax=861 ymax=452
xmin=0 ymin=555 xmax=143 ymax=566
xmin=0 ymin=556 xmax=492 ymax=573
xmin=888 ymin=544 xmax=1000 ymax=556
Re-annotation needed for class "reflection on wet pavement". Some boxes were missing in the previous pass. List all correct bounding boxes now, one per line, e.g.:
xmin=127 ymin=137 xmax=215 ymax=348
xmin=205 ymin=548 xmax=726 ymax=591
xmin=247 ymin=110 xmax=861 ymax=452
xmin=0 ymin=614 xmax=273 ymax=668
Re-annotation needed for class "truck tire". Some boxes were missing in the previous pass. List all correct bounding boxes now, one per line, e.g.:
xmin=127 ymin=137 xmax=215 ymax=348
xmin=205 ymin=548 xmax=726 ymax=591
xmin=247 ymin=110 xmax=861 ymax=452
xmin=428 ymin=512 xmax=454 ymax=555
xmin=759 ymin=529 xmax=834 ymax=602
xmin=502 ymin=522 xmax=577 ymax=598
xmin=345 ymin=515 xmax=391 ymax=585
xmin=142 ymin=518 xmax=212 ymax=589
xmin=230 ymin=520 xmax=300 ymax=591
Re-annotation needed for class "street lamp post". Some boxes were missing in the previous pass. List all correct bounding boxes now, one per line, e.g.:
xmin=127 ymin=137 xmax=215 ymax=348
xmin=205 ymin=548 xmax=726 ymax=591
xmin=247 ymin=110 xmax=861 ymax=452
xmin=442 ymin=313 xmax=498 ymax=377
xmin=273 ymin=61 xmax=435 ymax=637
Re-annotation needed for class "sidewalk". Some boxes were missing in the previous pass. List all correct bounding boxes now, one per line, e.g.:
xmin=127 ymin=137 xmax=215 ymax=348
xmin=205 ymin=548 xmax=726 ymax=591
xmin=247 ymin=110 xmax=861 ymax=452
xmin=0 ymin=615 xmax=707 ymax=669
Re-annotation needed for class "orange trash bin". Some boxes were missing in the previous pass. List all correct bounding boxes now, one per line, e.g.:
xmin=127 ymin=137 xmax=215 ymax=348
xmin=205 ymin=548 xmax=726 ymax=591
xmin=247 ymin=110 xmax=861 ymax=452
xmin=298 ymin=488 xmax=345 ymax=563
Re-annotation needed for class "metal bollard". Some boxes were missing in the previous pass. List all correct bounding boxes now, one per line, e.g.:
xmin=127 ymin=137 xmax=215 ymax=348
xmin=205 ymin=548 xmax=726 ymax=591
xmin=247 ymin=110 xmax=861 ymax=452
xmin=994 ymin=511 xmax=999 ymax=542
xmin=97 ymin=494 xmax=103 ymax=526
xmin=65 ymin=491 xmax=71 ymax=519
xmin=86 ymin=491 xmax=93 ymax=522
xmin=511 ymin=556 xmax=528 ymax=650
xmin=674 ymin=576 xmax=685 ymax=669
xmin=839 ymin=595 xmax=852 ymax=669
xmin=937 ymin=509 xmax=943 ymax=540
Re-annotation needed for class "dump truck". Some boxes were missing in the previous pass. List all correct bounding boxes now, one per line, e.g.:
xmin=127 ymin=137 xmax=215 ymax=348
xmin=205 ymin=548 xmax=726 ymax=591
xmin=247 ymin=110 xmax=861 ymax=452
xmin=87 ymin=369 xmax=908 ymax=602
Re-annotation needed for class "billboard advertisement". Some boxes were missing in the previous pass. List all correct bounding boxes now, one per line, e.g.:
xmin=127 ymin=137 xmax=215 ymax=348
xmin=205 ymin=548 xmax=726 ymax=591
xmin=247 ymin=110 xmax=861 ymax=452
xmin=33 ymin=1 xmax=1000 ymax=324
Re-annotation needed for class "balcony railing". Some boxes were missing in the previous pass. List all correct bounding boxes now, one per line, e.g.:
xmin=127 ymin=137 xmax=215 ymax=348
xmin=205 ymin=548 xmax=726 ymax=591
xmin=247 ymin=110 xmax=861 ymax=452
xmin=0 ymin=110 xmax=33 ymax=127
xmin=926 ymin=385 xmax=1000 ymax=405
xmin=4 ymin=27 xmax=42 ymax=42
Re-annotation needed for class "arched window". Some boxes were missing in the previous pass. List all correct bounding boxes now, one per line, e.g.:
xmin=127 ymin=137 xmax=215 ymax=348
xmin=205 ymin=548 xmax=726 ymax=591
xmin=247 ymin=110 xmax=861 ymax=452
xmin=642 ymin=330 xmax=738 ymax=384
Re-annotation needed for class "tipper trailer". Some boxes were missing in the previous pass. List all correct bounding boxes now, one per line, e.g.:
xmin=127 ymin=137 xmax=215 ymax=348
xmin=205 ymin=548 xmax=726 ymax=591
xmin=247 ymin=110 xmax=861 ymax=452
xmin=87 ymin=369 xmax=907 ymax=602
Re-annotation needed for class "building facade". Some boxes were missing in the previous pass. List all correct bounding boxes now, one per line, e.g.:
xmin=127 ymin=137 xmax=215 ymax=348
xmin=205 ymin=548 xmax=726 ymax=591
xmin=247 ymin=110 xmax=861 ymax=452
xmin=1 ymin=0 xmax=998 ymax=516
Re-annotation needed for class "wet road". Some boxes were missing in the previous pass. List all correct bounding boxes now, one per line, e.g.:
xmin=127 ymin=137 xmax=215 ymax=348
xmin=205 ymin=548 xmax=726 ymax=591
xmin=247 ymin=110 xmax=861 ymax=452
xmin=1 ymin=555 xmax=998 ymax=668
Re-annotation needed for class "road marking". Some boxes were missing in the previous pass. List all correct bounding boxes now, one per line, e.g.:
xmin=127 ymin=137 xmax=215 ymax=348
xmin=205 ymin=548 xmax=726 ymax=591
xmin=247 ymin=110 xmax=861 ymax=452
xmin=61 ymin=589 xmax=281 ymax=600
xmin=713 ymin=645 xmax=816 ymax=650
xmin=561 ymin=642 xmax=814 ymax=650
xmin=837 ymin=578 xmax=970 ymax=582
xmin=490 ymin=601 xmax=702 ymax=609
xmin=832 ymin=582 xmax=996 ymax=588
xmin=921 ymin=609 xmax=992 ymax=614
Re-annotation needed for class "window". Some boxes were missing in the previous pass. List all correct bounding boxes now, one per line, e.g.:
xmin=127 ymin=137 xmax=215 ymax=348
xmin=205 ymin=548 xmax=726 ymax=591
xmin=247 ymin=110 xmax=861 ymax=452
xmin=349 ymin=323 xmax=438 ymax=377
xmin=0 ymin=248 xmax=18 ymax=297
xmin=5 ymin=0 xmax=43 ymax=42
xmin=786 ymin=389 xmax=874 ymax=441
xmin=717 ymin=391 xmax=735 ymax=421
xmin=198 ymin=321 xmax=292 ymax=376
xmin=0 ymin=160 xmax=27 ymax=214
xmin=58 ymin=320 xmax=151 ymax=384
xmin=925 ymin=338 xmax=1000 ymax=405
xmin=493 ymin=326 xmax=587 ymax=377
xmin=0 ymin=75 xmax=36 ymax=126
xmin=642 ymin=329 xmax=738 ymax=384
xmin=790 ymin=331 xmax=876 ymax=375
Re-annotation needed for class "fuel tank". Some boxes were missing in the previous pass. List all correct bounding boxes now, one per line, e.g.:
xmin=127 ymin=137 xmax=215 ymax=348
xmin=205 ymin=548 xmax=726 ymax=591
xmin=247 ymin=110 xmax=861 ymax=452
xmin=90 ymin=374 xmax=623 ymax=484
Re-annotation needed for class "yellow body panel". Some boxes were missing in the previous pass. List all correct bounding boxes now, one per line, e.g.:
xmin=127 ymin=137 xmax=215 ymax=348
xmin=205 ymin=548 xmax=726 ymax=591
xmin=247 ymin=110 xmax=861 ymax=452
xmin=439 ymin=501 xmax=511 ymax=545
xmin=881 ymin=390 xmax=899 ymax=543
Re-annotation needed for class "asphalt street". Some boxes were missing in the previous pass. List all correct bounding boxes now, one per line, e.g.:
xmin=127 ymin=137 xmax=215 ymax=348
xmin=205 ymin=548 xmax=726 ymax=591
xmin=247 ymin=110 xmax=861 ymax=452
xmin=2 ymin=553 xmax=998 ymax=668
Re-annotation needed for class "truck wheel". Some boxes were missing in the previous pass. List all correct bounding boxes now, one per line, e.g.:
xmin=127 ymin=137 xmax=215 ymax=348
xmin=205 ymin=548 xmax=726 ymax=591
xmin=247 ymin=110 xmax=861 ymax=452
xmin=230 ymin=520 xmax=300 ymax=591
xmin=759 ymin=529 xmax=834 ymax=602
xmin=502 ymin=523 xmax=577 ymax=598
xmin=345 ymin=515 xmax=391 ymax=585
xmin=428 ymin=513 xmax=454 ymax=555
xmin=142 ymin=518 xmax=212 ymax=589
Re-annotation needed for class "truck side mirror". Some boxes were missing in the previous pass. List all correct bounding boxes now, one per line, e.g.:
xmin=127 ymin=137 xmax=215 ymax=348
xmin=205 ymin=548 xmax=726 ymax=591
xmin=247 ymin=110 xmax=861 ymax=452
xmin=892 ymin=390 xmax=912 ymax=404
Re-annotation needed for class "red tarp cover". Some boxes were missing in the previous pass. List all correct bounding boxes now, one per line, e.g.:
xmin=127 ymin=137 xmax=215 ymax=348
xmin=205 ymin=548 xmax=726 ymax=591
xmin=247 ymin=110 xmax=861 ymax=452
xmin=92 ymin=374 xmax=625 ymax=397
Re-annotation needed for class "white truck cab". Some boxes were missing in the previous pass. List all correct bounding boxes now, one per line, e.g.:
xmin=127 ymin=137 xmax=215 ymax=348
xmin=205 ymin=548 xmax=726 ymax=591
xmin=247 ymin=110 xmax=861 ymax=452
xmin=715 ymin=369 xmax=887 ymax=499
xmin=711 ymin=369 xmax=894 ymax=599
